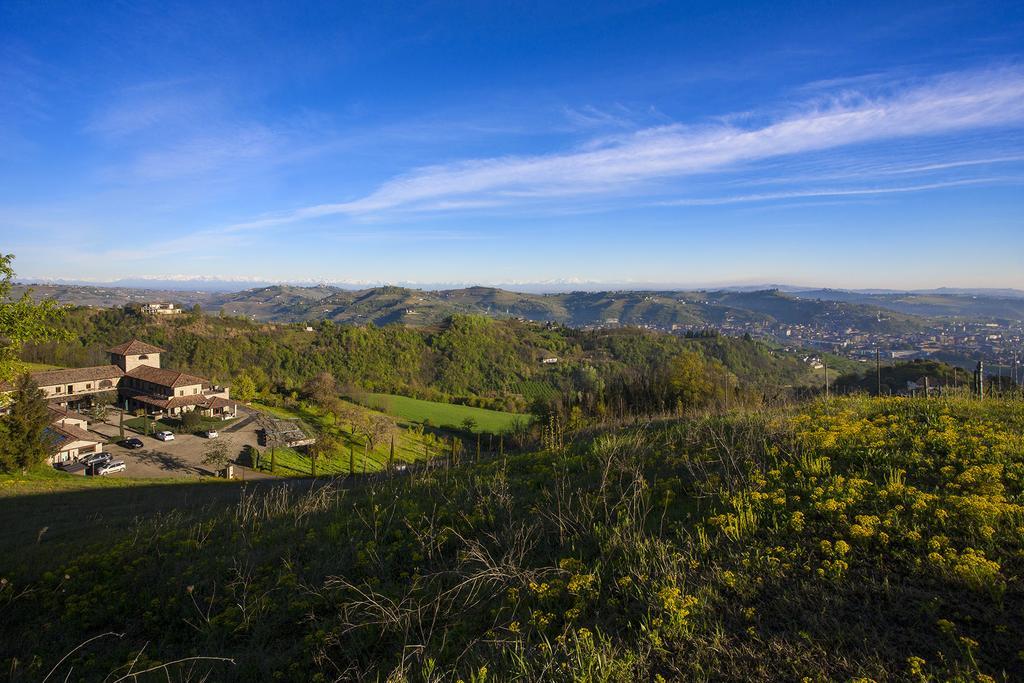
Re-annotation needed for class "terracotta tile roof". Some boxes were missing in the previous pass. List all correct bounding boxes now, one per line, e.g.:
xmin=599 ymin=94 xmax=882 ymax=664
xmin=48 ymin=405 xmax=90 ymax=424
xmin=107 ymin=339 xmax=166 ymax=356
xmin=122 ymin=392 xmax=170 ymax=409
xmin=44 ymin=423 xmax=101 ymax=453
xmin=21 ymin=365 xmax=124 ymax=388
xmin=205 ymin=396 xmax=237 ymax=409
xmin=166 ymin=395 xmax=215 ymax=409
xmin=126 ymin=392 xmax=236 ymax=411
xmin=126 ymin=364 xmax=208 ymax=388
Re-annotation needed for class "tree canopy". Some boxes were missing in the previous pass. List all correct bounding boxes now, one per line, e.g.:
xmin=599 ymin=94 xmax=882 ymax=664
xmin=0 ymin=254 xmax=67 ymax=382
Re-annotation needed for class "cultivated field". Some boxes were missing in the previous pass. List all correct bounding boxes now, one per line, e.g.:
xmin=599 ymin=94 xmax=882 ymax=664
xmin=360 ymin=392 xmax=529 ymax=432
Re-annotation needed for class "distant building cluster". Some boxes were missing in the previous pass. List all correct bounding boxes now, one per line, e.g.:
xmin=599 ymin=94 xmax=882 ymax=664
xmin=142 ymin=302 xmax=182 ymax=315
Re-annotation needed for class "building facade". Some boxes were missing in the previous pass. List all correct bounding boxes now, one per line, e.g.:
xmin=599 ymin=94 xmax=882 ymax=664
xmin=45 ymin=406 xmax=103 ymax=465
xmin=142 ymin=303 xmax=182 ymax=315
xmin=3 ymin=339 xmax=237 ymax=420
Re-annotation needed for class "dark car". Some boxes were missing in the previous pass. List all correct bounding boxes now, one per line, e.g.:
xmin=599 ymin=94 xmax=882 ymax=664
xmin=81 ymin=451 xmax=113 ymax=467
xmin=120 ymin=438 xmax=145 ymax=449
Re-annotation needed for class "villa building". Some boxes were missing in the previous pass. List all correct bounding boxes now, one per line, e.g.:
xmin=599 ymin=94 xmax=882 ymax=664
xmin=3 ymin=339 xmax=237 ymax=421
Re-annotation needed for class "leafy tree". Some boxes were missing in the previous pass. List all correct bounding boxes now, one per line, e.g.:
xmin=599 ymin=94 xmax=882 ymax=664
xmin=461 ymin=417 xmax=477 ymax=433
xmin=201 ymin=438 xmax=232 ymax=471
xmin=88 ymin=391 xmax=116 ymax=422
xmin=669 ymin=350 xmax=716 ymax=411
xmin=308 ymin=431 xmax=340 ymax=477
xmin=180 ymin=410 xmax=204 ymax=432
xmin=233 ymin=372 xmax=257 ymax=402
xmin=360 ymin=413 xmax=396 ymax=453
xmin=303 ymin=371 xmax=338 ymax=407
xmin=0 ymin=253 xmax=67 ymax=383
xmin=0 ymin=374 xmax=51 ymax=471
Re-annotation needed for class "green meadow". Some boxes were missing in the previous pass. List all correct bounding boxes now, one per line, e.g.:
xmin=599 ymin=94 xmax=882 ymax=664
xmin=360 ymin=392 xmax=530 ymax=432
xmin=248 ymin=399 xmax=444 ymax=475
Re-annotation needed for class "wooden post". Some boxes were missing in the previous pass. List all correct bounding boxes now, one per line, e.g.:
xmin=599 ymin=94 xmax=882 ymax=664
xmin=349 ymin=441 xmax=354 ymax=476
xmin=976 ymin=360 xmax=985 ymax=400
xmin=875 ymin=348 xmax=881 ymax=396
xmin=823 ymin=359 xmax=829 ymax=399
xmin=388 ymin=435 xmax=395 ymax=474
xmin=476 ymin=433 xmax=481 ymax=463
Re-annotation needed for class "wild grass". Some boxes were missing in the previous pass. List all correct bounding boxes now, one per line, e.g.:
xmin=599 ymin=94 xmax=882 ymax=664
xmin=1 ymin=395 xmax=1021 ymax=681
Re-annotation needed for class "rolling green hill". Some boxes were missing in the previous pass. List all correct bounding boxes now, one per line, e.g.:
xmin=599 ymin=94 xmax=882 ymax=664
xmin=210 ymin=285 xmax=929 ymax=332
xmin=15 ymin=282 xmax=939 ymax=331
xmin=21 ymin=307 xmax=825 ymax=410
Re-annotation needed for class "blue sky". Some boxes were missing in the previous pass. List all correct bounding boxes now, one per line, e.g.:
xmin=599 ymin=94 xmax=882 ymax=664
xmin=1 ymin=0 xmax=1023 ymax=289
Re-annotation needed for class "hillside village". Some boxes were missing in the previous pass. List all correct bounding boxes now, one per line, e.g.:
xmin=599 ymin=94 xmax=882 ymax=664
xmin=2 ymin=339 xmax=236 ymax=465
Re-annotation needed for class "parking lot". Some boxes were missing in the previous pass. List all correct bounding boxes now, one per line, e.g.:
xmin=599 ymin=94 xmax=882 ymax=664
xmin=86 ymin=410 xmax=272 ymax=480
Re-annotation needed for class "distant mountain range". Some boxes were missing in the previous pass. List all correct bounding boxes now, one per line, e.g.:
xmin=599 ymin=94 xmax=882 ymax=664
xmin=15 ymin=280 xmax=1018 ymax=331
xmin=18 ymin=276 xmax=1024 ymax=298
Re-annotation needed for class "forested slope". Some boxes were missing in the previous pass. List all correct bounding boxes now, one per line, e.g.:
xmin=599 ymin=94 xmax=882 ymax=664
xmin=22 ymin=307 xmax=819 ymax=414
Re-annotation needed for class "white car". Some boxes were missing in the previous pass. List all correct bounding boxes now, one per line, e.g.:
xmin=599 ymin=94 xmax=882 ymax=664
xmin=155 ymin=431 xmax=175 ymax=441
xmin=96 ymin=460 xmax=126 ymax=475
xmin=203 ymin=430 xmax=219 ymax=439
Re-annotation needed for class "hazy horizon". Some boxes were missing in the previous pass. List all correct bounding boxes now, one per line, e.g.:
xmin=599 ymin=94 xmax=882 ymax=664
xmin=13 ymin=274 xmax=1024 ymax=297
xmin=2 ymin=1 xmax=1023 ymax=288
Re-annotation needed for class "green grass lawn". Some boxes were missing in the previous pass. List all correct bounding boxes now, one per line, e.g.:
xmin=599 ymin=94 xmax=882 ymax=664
xmin=10 ymin=360 xmax=63 ymax=373
xmin=248 ymin=400 xmax=448 ymax=476
xmin=360 ymin=393 xmax=530 ymax=433
xmin=0 ymin=465 xmax=183 ymax=496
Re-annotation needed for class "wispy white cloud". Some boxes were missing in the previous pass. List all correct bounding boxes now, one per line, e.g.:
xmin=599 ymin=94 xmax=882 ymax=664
xmin=126 ymin=125 xmax=279 ymax=180
xmin=86 ymin=79 xmax=219 ymax=138
xmin=239 ymin=67 xmax=1024 ymax=223
xmin=658 ymin=177 xmax=1021 ymax=206
xmin=562 ymin=104 xmax=637 ymax=130
xmin=872 ymin=155 xmax=1024 ymax=175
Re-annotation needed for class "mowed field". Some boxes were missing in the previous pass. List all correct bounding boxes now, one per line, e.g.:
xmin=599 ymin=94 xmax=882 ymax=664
xmin=361 ymin=393 xmax=529 ymax=433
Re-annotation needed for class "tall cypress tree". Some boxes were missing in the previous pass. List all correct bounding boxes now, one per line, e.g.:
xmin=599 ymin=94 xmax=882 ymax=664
xmin=0 ymin=374 xmax=51 ymax=471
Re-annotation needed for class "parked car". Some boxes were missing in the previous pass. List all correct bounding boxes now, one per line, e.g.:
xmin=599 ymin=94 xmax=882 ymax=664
xmin=120 ymin=437 xmax=145 ymax=449
xmin=96 ymin=460 xmax=126 ymax=475
xmin=81 ymin=452 xmax=113 ymax=467
xmin=154 ymin=431 xmax=175 ymax=441
xmin=203 ymin=430 xmax=219 ymax=439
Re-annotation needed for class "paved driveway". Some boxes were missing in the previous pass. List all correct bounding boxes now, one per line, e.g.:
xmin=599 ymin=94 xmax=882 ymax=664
xmin=89 ymin=409 xmax=273 ymax=480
